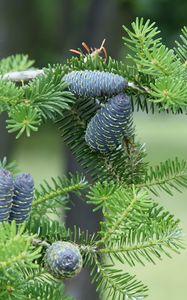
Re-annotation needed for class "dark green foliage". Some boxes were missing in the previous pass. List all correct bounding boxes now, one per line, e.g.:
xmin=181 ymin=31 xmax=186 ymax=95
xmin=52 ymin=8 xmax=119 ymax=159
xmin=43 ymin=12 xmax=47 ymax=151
xmin=23 ymin=65 xmax=75 ymax=120
xmin=1 ymin=64 xmax=75 ymax=138
xmin=59 ymin=96 xmax=147 ymax=184
xmin=9 ymin=173 xmax=34 ymax=224
xmin=85 ymin=93 xmax=132 ymax=153
xmin=0 ymin=169 xmax=14 ymax=222
xmin=63 ymin=70 xmax=127 ymax=97
xmin=44 ymin=241 xmax=83 ymax=279
xmin=0 ymin=18 xmax=186 ymax=300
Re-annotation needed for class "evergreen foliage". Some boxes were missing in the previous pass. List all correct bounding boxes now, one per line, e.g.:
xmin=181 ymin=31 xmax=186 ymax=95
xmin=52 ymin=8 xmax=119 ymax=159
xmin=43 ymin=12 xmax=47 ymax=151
xmin=0 ymin=54 xmax=34 ymax=75
xmin=1 ymin=65 xmax=75 ymax=138
xmin=0 ymin=18 xmax=186 ymax=299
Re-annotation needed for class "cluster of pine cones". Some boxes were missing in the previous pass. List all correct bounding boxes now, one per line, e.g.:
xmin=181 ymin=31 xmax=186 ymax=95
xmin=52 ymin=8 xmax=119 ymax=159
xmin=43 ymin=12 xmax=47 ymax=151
xmin=63 ymin=70 xmax=132 ymax=153
xmin=0 ymin=169 xmax=34 ymax=223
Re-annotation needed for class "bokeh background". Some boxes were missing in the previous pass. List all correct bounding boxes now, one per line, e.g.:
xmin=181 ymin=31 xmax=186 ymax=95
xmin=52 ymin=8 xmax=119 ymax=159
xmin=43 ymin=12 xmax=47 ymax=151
xmin=0 ymin=1 xmax=187 ymax=299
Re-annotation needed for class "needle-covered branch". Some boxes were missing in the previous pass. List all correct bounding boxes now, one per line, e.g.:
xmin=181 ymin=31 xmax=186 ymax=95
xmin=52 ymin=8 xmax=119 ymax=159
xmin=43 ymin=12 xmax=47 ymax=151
xmin=32 ymin=173 xmax=88 ymax=217
xmin=0 ymin=17 xmax=186 ymax=300
xmin=138 ymin=157 xmax=187 ymax=195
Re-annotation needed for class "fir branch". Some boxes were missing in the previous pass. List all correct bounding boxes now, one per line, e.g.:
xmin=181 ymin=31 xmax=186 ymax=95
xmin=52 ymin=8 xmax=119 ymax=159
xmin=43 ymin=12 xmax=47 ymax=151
xmin=0 ymin=80 xmax=24 ymax=112
xmin=123 ymin=17 xmax=161 ymax=51
xmin=6 ymin=104 xmax=42 ymax=138
xmin=88 ymin=181 xmax=151 ymax=220
xmin=1 ymin=65 xmax=76 ymax=138
xmin=27 ymin=216 xmax=99 ymax=269
xmin=1 ymin=56 xmax=147 ymax=97
xmin=0 ymin=54 xmax=34 ymax=75
xmin=91 ymin=258 xmax=148 ymax=300
xmin=149 ymin=76 xmax=187 ymax=110
xmin=0 ymin=222 xmax=41 ymax=271
xmin=28 ymin=216 xmax=98 ymax=251
xmin=27 ymin=217 xmax=72 ymax=244
xmin=87 ymin=181 xmax=185 ymax=266
xmin=23 ymin=65 xmax=75 ymax=120
xmin=32 ymin=174 xmax=88 ymax=216
xmin=123 ymin=17 xmax=187 ymax=111
xmin=0 ymin=255 xmax=71 ymax=300
xmin=98 ymin=219 xmax=184 ymax=267
xmin=20 ymin=266 xmax=55 ymax=285
xmin=0 ymin=268 xmax=28 ymax=300
xmin=26 ymin=282 xmax=73 ymax=300
xmin=123 ymin=18 xmax=182 ymax=78
xmin=59 ymin=97 xmax=147 ymax=184
xmin=137 ymin=157 xmax=187 ymax=196
xmin=175 ymin=26 xmax=187 ymax=63
xmin=0 ymin=18 xmax=186 ymax=300
xmin=96 ymin=186 xmax=152 ymax=246
xmin=87 ymin=181 xmax=121 ymax=211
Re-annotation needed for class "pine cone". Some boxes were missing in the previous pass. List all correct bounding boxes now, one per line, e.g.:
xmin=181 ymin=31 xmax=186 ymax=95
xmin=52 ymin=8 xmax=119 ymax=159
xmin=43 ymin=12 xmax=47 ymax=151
xmin=9 ymin=173 xmax=34 ymax=224
xmin=0 ymin=169 xmax=14 ymax=222
xmin=63 ymin=70 xmax=127 ymax=97
xmin=44 ymin=241 xmax=83 ymax=279
xmin=85 ymin=93 xmax=132 ymax=153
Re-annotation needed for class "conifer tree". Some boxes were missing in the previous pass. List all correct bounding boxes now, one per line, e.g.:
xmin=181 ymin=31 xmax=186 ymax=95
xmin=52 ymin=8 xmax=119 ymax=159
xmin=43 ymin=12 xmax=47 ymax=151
xmin=0 ymin=18 xmax=187 ymax=299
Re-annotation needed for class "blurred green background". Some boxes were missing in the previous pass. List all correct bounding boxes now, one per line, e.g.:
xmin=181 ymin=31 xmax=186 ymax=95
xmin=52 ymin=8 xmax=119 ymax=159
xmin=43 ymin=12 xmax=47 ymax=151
xmin=0 ymin=0 xmax=187 ymax=299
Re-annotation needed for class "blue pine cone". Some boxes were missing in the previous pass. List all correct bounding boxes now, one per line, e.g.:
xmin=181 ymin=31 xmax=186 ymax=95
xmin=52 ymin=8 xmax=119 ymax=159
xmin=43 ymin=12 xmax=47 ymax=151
xmin=63 ymin=70 xmax=127 ymax=97
xmin=0 ymin=169 xmax=14 ymax=222
xmin=44 ymin=241 xmax=83 ymax=279
xmin=85 ymin=93 xmax=132 ymax=153
xmin=9 ymin=173 xmax=34 ymax=224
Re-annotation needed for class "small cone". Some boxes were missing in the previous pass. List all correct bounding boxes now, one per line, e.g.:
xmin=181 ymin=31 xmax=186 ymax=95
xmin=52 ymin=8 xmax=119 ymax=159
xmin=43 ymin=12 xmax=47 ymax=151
xmin=9 ymin=173 xmax=34 ymax=224
xmin=0 ymin=169 xmax=14 ymax=222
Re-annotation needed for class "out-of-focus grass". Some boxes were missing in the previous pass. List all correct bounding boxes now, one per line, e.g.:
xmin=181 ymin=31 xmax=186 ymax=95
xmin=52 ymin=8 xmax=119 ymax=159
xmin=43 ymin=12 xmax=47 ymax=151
xmin=12 ymin=113 xmax=187 ymax=300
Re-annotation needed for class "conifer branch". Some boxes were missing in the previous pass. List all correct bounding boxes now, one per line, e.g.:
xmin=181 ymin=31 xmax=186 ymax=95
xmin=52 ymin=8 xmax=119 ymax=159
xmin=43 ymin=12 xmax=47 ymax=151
xmin=32 ymin=174 xmax=88 ymax=217
xmin=0 ymin=222 xmax=41 ymax=271
xmin=175 ymin=26 xmax=187 ymax=62
xmin=98 ymin=224 xmax=184 ymax=266
xmin=0 ymin=18 xmax=186 ymax=300
xmin=33 ymin=179 xmax=87 ymax=207
xmin=0 ymin=54 xmax=35 ymax=75
xmin=97 ymin=186 xmax=139 ymax=246
xmin=137 ymin=158 xmax=187 ymax=195
xmin=91 ymin=256 xmax=148 ymax=300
